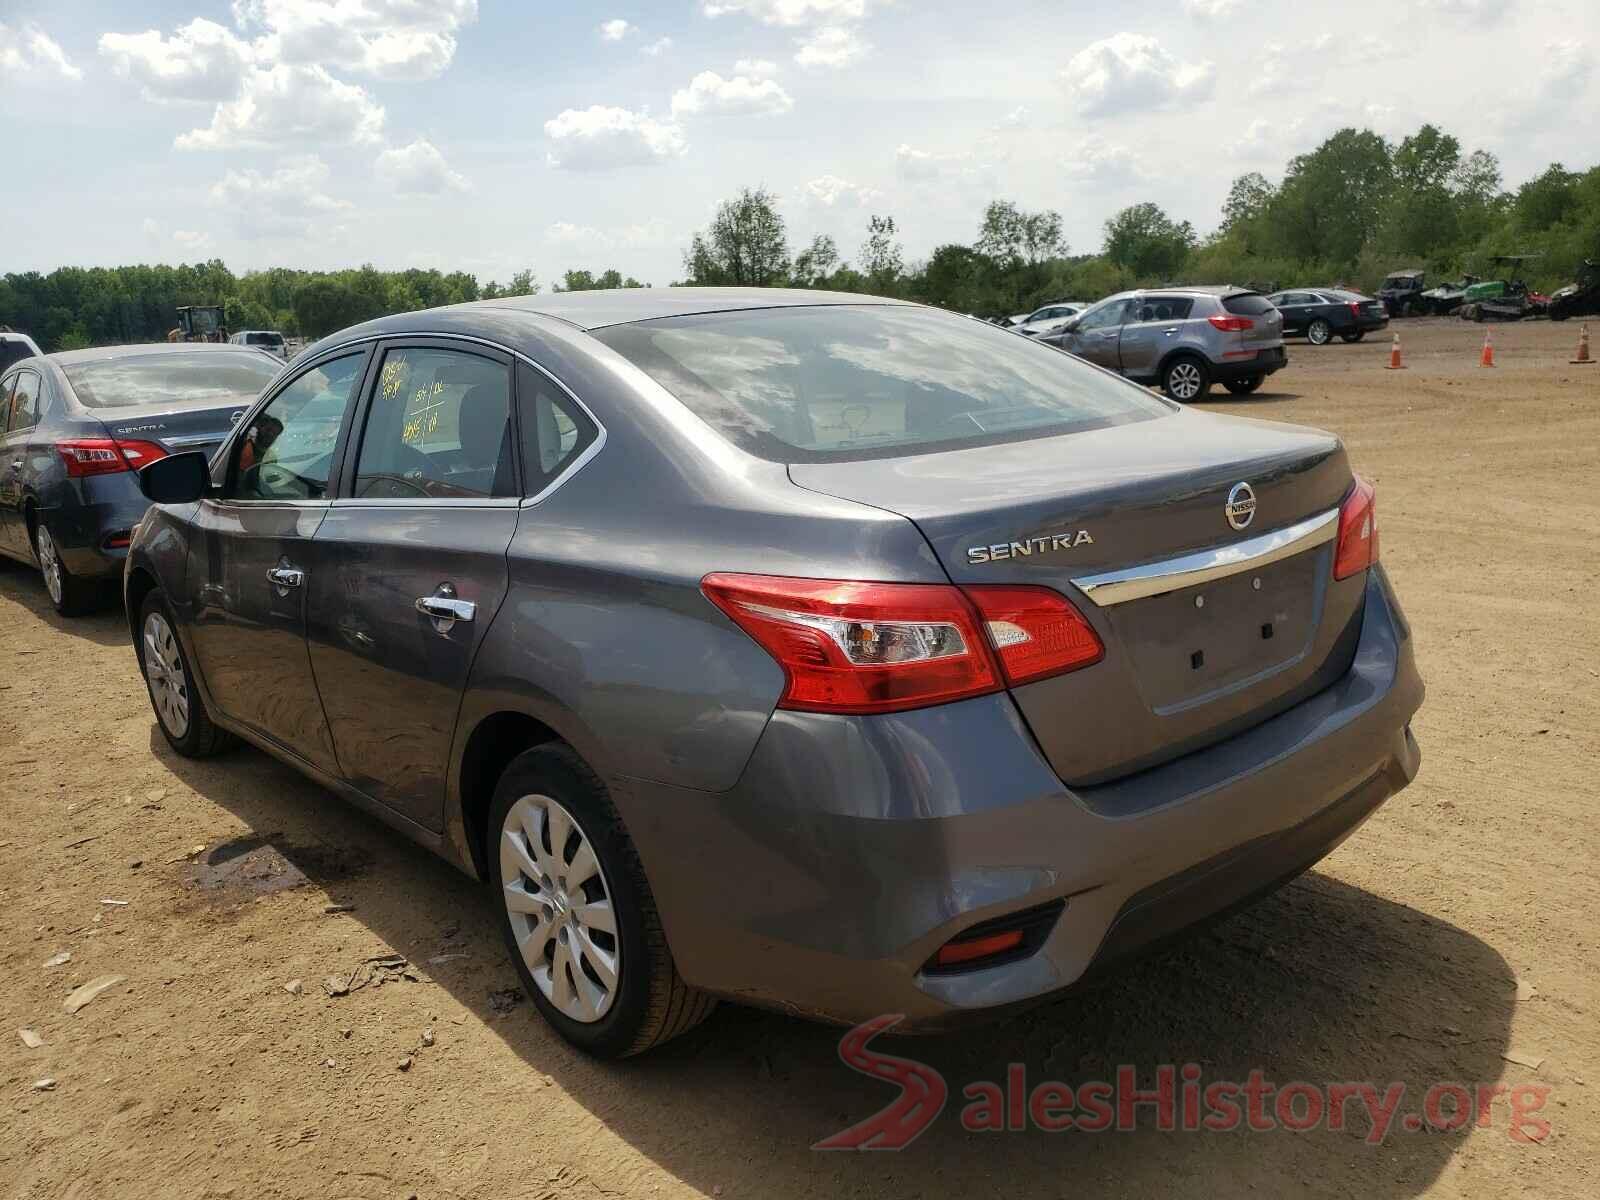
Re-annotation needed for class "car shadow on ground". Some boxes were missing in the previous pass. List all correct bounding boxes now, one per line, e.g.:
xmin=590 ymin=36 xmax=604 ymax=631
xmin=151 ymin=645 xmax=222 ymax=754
xmin=1200 ymin=390 xmax=1303 ymax=405
xmin=0 ymin=561 xmax=128 ymax=648
xmin=154 ymin=731 xmax=1518 ymax=1197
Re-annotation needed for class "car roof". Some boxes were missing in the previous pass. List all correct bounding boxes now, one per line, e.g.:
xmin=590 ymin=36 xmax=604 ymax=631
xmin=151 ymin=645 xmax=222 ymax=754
xmin=452 ymin=287 xmax=918 ymax=332
xmin=1386 ymin=270 xmax=1424 ymax=278
xmin=48 ymin=342 xmax=269 ymax=366
xmin=1108 ymin=285 xmax=1254 ymax=300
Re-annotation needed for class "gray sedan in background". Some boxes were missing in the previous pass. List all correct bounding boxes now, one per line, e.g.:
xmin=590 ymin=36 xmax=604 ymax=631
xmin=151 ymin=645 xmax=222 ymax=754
xmin=125 ymin=289 xmax=1422 ymax=1057
xmin=0 ymin=344 xmax=281 ymax=614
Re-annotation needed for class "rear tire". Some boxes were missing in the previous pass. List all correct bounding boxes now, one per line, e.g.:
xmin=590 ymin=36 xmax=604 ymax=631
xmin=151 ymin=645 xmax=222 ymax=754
xmin=1340 ymin=330 xmax=1366 ymax=343
xmin=1161 ymin=355 xmax=1210 ymax=402
xmin=33 ymin=522 xmax=97 ymax=617
xmin=1307 ymin=318 xmax=1332 ymax=346
xmin=489 ymin=743 xmax=714 ymax=1058
xmin=1223 ymin=374 xmax=1264 ymax=395
xmin=138 ymin=591 xmax=234 ymax=757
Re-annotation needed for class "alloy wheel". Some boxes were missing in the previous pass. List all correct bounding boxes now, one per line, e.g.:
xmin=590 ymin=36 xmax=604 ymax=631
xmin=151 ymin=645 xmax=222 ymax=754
xmin=36 ymin=526 xmax=63 ymax=607
xmin=1308 ymin=320 xmax=1331 ymax=345
xmin=499 ymin=793 xmax=620 ymax=1024
xmin=1167 ymin=361 xmax=1203 ymax=401
xmin=142 ymin=611 xmax=191 ymax=738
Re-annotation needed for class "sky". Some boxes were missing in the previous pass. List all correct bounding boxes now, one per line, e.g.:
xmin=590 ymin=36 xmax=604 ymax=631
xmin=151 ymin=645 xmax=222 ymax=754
xmin=2 ymin=0 xmax=1596 ymax=287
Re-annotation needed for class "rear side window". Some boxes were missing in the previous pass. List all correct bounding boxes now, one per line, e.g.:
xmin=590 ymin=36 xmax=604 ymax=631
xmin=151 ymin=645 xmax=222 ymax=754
xmin=62 ymin=352 xmax=279 ymax=409
xmin=1222 ymin=294 xmax=1276 ymax=316
xmin=518 ymin=362 xmax=597 ymax=495
xmin=595 ymin=304 xmax=1167 ymax=463
xmin=1131 ymin=297 xmax=1195 ymax=321
xmin=8 ymin=369 xmax=42 ymax=433
xmin=354 ymin=347 xmax=514 ymax=500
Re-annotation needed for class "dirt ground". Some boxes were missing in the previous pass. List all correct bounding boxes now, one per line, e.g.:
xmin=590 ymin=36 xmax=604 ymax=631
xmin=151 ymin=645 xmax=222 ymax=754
xmin=3 ymin=316 xmax=1597 ymax=1199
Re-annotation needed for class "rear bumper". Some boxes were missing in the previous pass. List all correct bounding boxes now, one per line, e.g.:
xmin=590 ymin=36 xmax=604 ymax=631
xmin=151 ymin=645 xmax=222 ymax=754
xmin=1211 ymin=345 xmax=1286 ymax=380
xmin=40 ymin=473 xmax=149 ymax=579
xmin=618 ymin=566 xmax=1422 ymax=1029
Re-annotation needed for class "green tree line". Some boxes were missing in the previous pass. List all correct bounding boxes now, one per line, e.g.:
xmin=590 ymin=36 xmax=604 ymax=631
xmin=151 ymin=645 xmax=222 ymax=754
xmin=6 ymin=122 xmax=1597 ymax=351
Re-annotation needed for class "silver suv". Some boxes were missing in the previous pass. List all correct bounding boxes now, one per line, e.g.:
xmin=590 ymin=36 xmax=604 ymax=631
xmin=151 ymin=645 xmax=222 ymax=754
xmin=1041 ymin=287 xmax=1286 ymax=400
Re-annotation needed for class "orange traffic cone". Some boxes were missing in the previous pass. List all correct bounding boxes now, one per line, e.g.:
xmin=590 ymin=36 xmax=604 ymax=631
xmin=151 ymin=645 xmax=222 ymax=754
xmin=1479 ymin=330 xmax=1495 ymax=368
xmin=1572 ymin=324 xmax=1594 ymax=366
xmin=1386 ymin=333 xmax=1406 ymax=369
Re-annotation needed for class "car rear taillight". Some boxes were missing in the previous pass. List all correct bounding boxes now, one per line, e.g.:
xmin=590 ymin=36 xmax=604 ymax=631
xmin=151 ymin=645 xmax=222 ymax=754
xmin=55 ymin=437 xmax=169 ymax=478
xmin=701 ymin=574 xmax=1103 ymax=715
xmin=701 ymin=574 xmax=1001 ymax=714
xmin=1349 ymin=301 xmax=1363 ymax=319
xmin=1208 ymin=315 xmax=1254 ymax=332
xmin=964 ymin=585 xmax=1104 ymax=684
xmin=1333 ymin=476 xmax=1379 ymax=580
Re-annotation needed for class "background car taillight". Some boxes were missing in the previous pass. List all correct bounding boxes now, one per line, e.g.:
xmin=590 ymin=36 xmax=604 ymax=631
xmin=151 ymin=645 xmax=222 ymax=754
xmin=701 ymin=574 xmax=1102 ymax=715
xmin=1333 ymin=476 xmax=1379 ymax=580
xmin=1349 ymin=301 xmax=1363 ymax=319
xmin=1208 ymin=315 xmax=1254 ymax=332
xmin=55 ymin=437 xmax=168 ymax=478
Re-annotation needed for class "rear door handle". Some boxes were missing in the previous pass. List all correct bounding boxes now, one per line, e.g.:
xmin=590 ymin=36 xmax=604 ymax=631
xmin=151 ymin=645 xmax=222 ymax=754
xmin=10 ymin=459 xmax=21 ymax=470
xmin=415 ymin=583 xmax=475 ymax=633
xmin=266 ymin=565 xmax=305 ymax=591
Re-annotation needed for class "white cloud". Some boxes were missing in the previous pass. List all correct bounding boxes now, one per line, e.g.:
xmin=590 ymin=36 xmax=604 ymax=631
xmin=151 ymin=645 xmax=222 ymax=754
xmin=544 ymin=106 xmax=688 ymax=170
xmin=1418 ymin=0 xmax=1513 ymax=22
xmin=641 ymin=36 xmax=674 ymax=56
xmin=176 ymin=63 xmax=385 ymax=150
xmin=208 ymin=155 xmax=352 ymax=238
xmin=598 ymin=19 xmax=636 ymax=42
xmin=173 ymin=229 xmax=216 ymax=253
xmin=231 ymin=0 xmax=479 ymax=79
xmin=734 ymin=57 xmax=779 ymax=77
xmin=797 ymin=174 xmax=882 ymax=207
xmin=1060 ymin=135 xmax=1147 ymax=183
xmin=893 ymin=143 xmax=996 ymax=192
xmin=1058 ymin=32 xmax=1215 ymax=116
xmin=545 ymin=219 xmax=672 ymax=250
xmin=995 ymin=105 xmax=1030 ymax=130
xmin=701 ymin=0 xmax=871 ymax=26
xmin=794 ymin=25 xmax=866 ymax=68
xmin=671 ymin=70 xmax=795 ymax=117
xmin=1 ymin=22 xmax=83 ymax=81
xmin=375 ymin=138 xmax=470 ymax=194
xmin=1181 ymin=0 xmax=1244 ymax=18
xmin=99 ymin=19 xmax=256 ymax=103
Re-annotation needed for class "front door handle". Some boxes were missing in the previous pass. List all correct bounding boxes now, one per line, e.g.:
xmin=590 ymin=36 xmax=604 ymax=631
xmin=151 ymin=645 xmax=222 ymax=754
xmin=415 ymin=582 xmax=475 ymax=633
xmin=10 ymin=458 xmax=21 ymax=470
xmin=266 ymin=565 xmax=305 ymax=593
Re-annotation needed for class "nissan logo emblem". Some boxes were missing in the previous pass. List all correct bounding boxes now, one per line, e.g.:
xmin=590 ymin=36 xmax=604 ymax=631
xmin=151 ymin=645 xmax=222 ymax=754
xmin=1226 ymin=482 xmax=1257 ymax=531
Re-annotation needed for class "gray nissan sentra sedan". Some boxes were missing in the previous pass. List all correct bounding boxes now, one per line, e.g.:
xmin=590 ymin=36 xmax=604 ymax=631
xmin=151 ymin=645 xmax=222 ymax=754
xmin=123 ymin=289 xmax=1423 ymax=1057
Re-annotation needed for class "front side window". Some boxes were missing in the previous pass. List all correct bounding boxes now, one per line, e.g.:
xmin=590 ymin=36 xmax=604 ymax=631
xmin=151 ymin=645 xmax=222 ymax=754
xmin=353 ymin=347 xmax=513 ymax=499
xmin=595 ymin=303 xmax=1166 ymax=463
xmin=8 ymin=369 xmax=41 ymax=433
xmin=229 ymin=353 xmax=365 ymax=501
xmin=1074 ymin=299 xmax=1130 ymax=333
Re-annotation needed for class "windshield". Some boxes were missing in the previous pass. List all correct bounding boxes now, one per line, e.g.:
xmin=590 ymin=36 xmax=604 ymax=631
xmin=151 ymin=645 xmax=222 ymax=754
xmin=63 ymin=351 xmax=280 ymax=409
xmin=595 ymin=304 xmax=1169 ymax=463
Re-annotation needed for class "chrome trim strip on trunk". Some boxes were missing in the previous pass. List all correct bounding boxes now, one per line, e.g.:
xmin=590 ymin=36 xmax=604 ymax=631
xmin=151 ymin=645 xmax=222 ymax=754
xmin=1071 ymin=507 xmax=1339 ymax=607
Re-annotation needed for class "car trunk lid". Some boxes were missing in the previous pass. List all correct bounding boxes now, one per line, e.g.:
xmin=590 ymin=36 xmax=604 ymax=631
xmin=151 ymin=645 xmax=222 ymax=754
xmin=789 ymin=407 xmax=1365 ymax=784
xmin=100 ymin=399 xmax=251 ymax=463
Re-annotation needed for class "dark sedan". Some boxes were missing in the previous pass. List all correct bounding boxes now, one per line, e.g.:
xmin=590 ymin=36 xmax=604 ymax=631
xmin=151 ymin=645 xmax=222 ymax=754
xmin=1266 ymin=289 xmax=1390 ymax=345
xmin=124 ymin=289 xmax=1421 ymax=1058
xmin=0 ymin=343 xmax=281 ymax=614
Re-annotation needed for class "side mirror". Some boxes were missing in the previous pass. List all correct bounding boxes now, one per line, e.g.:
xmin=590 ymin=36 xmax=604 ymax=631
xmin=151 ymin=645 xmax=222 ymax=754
xmin=139 ymin=451 xmax=211 ymax=504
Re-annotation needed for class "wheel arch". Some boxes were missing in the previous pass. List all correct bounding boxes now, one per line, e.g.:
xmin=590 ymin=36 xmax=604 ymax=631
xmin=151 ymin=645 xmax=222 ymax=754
xmin=125 ymin=565 xmax=161 ymax=650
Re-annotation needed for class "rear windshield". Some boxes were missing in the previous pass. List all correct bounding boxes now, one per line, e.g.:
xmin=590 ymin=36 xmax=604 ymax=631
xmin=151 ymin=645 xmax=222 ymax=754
xmin=63 ymin=351 xmax=280 ymax=409
xmin=245 ymin=332 xmax=284 ymax=346
xmin=594 ymin=305 xmax=1169 ymax=462
xmin=1221 ymin=294 xmax=1276 ymax=316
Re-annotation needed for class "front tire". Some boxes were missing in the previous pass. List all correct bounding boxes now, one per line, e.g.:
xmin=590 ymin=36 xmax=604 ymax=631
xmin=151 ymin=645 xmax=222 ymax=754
xmin=138 ymin=591 xmax=234 ymax=757
xmin=489 ymin=743 xmax=714 ymax=1058
xmin=33 ymin=522 xmax=96 ymax=617
xmin=1161 ymin=356 xmax=1210 ymax=402
xmin=1307 ymin=318 xmax=1332 ymax=346
xmin=1223 ymin=374 xmax=1264 ymax=395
